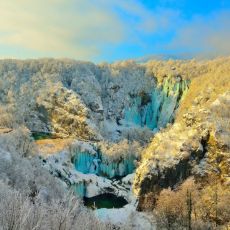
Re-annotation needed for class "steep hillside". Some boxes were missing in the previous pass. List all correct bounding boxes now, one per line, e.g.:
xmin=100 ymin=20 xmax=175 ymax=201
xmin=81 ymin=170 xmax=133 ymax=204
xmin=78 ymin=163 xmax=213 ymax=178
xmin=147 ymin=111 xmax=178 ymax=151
xmin=133 ymin=58 xmax=230 ymax=211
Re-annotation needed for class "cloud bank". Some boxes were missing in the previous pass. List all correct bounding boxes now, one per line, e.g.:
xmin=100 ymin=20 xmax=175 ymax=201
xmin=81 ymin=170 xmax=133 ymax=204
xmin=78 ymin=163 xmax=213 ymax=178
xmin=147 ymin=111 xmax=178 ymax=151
xmin=0 ymin=0 xmax=159 ymax=60
xmin=169 ymin=10 xmax=230 ymax=58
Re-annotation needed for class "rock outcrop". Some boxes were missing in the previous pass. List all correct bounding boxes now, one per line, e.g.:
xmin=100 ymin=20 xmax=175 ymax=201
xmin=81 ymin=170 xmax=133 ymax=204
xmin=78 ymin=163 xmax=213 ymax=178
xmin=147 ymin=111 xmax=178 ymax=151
xmin=133 ymin=122 xmax=210 ymax=210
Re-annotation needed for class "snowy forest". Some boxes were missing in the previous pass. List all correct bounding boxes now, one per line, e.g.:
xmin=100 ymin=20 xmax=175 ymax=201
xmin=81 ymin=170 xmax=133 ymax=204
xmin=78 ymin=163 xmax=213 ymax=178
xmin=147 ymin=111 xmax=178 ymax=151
xmin=0 ymin=58 xmax=229 ymax=229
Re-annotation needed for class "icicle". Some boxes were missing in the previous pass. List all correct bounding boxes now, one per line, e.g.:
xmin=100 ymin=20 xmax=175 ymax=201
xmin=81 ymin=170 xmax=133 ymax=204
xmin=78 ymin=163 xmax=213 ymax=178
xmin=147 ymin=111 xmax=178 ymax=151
xmin=74 ymin=151 xmax=136 ymax=178
xmin=74 ymin=181 xmax=86 ymax=197
xmin=124 ymin=77 xmax=189 ymax=130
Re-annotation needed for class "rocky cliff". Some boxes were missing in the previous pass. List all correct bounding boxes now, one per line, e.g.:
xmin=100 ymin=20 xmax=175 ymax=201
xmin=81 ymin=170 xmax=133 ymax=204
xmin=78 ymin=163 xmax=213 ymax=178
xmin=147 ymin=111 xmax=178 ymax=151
xmin=133 ymin=59 xmax=230 ymax=210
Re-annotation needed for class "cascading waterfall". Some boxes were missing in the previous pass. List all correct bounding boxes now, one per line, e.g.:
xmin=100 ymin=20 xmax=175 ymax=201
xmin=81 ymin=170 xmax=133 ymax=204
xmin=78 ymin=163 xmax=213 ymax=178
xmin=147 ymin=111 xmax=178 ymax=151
xmin=74 ymin=151 xmax=136 ymax=179
xmin=74 ymin=152 xmax=100 ymax=174
xmin=99 ymin=155 xmax=136 ymax=178
xmin=124 ymin=77 xmax=189 ymax=129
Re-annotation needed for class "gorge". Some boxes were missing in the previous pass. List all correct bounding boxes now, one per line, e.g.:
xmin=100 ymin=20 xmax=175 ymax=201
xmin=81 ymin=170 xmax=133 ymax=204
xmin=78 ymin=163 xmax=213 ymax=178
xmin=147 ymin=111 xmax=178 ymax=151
xmin=0 ymin=58 xmax=229 ymax=229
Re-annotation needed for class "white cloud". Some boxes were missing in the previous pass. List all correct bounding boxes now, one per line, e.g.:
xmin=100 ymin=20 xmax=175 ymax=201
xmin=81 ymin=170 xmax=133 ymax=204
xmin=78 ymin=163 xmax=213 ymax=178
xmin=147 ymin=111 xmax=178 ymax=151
xmin=0 ymin=0 xmax=126 ymax=59
xmin=0 ymin=0 xmax=175 ymax=59
xmin=169 ymin=10 xmax=230 ymax=57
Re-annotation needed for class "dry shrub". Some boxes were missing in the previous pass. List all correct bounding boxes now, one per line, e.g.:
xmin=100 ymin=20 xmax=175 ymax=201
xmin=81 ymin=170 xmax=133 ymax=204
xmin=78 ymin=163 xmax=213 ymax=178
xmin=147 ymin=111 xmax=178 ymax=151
xmin=154 ymin=177 xmax=230 ymax=229
xmin=0 ymin=182 xmax=111 ymax=230
xmin=154 ymin=178 xmax=197 ymax=229
xmin=0 ymin=126 xmax=35 ymax=157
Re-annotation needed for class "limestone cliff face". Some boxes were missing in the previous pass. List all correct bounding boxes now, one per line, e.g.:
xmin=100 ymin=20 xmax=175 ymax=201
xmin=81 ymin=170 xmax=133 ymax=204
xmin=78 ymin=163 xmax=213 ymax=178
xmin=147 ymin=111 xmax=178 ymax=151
xmin=133 ymin=122 xmax=210 ymax=210
xmin=133 ymin=58 xmax=230 ymax=210
xmin=133 ymin=106 xmax=229 ymax=210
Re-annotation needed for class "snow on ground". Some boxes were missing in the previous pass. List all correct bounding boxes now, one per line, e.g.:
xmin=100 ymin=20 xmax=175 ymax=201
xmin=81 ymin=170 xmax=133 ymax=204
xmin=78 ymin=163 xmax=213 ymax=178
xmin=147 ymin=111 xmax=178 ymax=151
xmin=95 ymin=203 xmax=155 ymax=230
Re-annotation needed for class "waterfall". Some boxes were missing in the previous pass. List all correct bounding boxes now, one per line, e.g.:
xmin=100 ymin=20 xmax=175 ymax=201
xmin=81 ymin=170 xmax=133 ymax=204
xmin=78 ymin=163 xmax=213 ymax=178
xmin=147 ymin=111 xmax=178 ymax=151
xmin=124 ymin=77 xmax=189 ymax=129
xmin=74 ymin=151 xmax=136 ymax=179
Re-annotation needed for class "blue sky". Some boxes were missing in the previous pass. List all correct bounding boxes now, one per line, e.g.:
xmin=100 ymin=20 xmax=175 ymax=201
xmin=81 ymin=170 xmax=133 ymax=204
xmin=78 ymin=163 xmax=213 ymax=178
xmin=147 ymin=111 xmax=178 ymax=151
xmin=0 ymin=0 xmax=230 ymax=62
